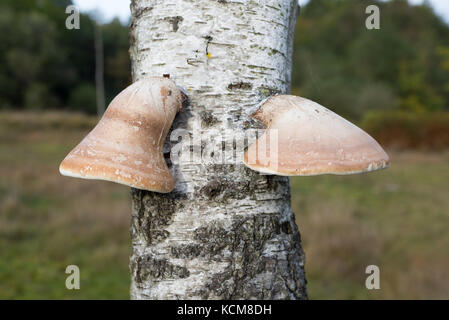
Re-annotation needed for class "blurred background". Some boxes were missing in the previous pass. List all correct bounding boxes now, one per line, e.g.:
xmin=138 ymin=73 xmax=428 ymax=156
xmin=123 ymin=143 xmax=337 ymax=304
xmin=0 ymin=0 xmax=448 ymax=299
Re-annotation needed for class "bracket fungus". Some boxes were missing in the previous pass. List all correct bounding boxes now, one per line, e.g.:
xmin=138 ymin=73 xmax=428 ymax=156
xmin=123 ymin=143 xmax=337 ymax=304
xmin=59 ymin=76 xmax=185 ymax=192
xmin=243 ymin=95 xmax=390 ymax=176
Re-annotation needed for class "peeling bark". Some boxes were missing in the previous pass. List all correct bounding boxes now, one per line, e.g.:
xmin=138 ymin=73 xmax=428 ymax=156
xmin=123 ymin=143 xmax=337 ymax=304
xmin=129 ymin=0 xmax=307 ymax=300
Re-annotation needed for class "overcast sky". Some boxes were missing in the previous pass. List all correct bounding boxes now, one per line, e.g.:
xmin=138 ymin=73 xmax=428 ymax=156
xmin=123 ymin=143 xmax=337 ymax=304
xmin=73 ymin=0 xmax=449 ymax=24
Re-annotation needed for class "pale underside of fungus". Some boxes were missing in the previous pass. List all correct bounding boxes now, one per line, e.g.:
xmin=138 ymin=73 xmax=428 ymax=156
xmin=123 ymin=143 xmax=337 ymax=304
xmin=243 ymin=95 xmax=390 ymax=176
xmin=59 ymin=76 xmax=184 ymax=192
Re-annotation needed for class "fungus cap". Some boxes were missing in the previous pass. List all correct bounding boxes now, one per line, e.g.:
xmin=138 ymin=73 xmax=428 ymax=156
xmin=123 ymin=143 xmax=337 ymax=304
xmin=243 ymin=95 xmax=390 ymax=176
xmin=59 ymin=77 xmax=184 ymax=192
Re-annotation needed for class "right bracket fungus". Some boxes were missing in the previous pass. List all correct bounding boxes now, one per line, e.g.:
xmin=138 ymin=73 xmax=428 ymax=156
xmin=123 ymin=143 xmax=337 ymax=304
xmin=59 ymin=76 xmax=186 ymax=193
xmin=244 ymin=95 xmax=390 ymax=176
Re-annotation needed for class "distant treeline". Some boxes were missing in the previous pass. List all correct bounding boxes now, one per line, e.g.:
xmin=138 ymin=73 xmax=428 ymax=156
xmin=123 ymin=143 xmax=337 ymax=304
xmin=293 ymin=0 xmax=449 ymax=121
xmin=0 ymin=0 xmax=131 ymax=114
xmin=1 ymin=0 xmax=449 ymax=122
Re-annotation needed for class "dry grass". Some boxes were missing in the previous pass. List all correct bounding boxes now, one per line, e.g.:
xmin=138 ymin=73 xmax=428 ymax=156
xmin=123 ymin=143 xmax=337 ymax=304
xmin=0 ymin=112 xmax=130 ymax=299
xmin=292 ymin=151 xmax=449 ymax=299
xmin=361 ymin=111 xmax=449 ymax=150
xmin=1 ymin=111 xmax=448 ymax=299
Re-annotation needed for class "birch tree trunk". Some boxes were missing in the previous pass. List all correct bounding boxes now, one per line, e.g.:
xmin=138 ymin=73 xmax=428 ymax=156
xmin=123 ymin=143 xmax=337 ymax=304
xmin=129 ymin=0 xmax=307 ymax=300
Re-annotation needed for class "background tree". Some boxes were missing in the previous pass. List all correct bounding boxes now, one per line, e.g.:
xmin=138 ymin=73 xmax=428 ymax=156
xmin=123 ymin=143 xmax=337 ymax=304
xmin=1 ymin=0 xmax=448 ymax=119
xmin=128 ymin=0 xmax=307 ymax=299
xmin=0 ymin=0 xmax=131 ymax=113
xmin=293 ymin=0 xmax=449 ymax=120
xmin=438 ymin=46 xmax=449 ymax=92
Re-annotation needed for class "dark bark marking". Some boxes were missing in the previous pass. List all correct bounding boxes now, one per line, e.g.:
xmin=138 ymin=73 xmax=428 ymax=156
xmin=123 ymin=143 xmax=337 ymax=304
xmin=227 ymin=82 xmax=253 ymax=90
xmin=281 ymin=221 xmax=293 ymax=234
xmin=173 ymin=215 xmax=307 ymax=299
xmin=131 ymin=189 xmax=181 ymax=245
xmin=200 ymin=111 xmax=218 ymax=127
xmin=165 ymin=16 xmax=184 ymax=32
xmin=204 ymin=35 xmax=213 ymax=55
xmin=199 ymin=173 xmax=288 ymax=202
xmin=133 ymin=254 xmax=190 ymax=283
xmin=258 ymin=85 xmax=282 ymax=97
xmin=200 ymin=179 xmax=224 ymax=200
xmin=199 ymin=176 xmax=254 ymax=201
xmin=170 ymin=215 xmax=295 ymax=260
xmin=132 ymin=6 xmax=153 ymax=20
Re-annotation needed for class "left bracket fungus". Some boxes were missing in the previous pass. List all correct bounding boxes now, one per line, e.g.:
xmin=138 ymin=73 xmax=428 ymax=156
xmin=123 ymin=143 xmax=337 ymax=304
xmin=59 ymin=76 xmax=185 ymax=193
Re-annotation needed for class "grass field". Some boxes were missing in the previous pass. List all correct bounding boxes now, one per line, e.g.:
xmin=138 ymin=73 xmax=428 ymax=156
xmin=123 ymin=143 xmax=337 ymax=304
xmin=0 ymin=112 xmax=448 ymax=299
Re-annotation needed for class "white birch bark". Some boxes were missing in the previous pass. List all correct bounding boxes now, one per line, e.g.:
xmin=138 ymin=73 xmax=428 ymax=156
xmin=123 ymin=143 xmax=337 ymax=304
xmin=129 ymin=0 xmax=307 ymax=300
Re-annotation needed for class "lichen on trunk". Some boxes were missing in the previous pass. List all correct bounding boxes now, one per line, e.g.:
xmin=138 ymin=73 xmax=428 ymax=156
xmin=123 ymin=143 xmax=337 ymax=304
xmin=129 ymin=0 xmax=307 ymax=299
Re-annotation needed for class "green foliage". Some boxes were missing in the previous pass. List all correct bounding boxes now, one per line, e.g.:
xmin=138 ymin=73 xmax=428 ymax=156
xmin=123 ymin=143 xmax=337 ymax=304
xmin=102 ymin=19 xmax=132 ymax=101
xmin=68 ymin=84 xmax=97 ymax=114
xmin=0 ymin=0 xmax=131 ymax=112
xmin=25 ymin=83 xmax=55 ymax=110
xmin=438 ymin=46 xmax=449 ymax=92
xmin=397 ymin=60 xmax=444 ymax=112
xmin=293 ymin=0 xmax=449 ymax=120
xmin=0 ymin=0 xmax=448 ymax=119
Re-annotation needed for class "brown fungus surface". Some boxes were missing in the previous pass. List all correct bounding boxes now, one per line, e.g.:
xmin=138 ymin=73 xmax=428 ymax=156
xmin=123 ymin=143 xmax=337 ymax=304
xmin=244 ymin=95 xmax=390 ymax=176
xmin=59 ymin=77 xmax=184 ymax=192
